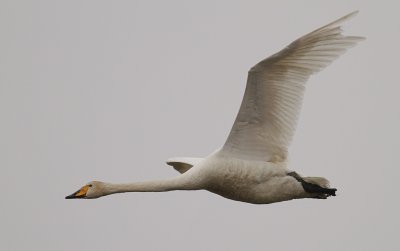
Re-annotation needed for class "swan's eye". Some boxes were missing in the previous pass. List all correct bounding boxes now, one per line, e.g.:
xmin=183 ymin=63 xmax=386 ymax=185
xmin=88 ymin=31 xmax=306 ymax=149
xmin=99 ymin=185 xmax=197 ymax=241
xmin=89 ymin=184 xmax=93 ymax=187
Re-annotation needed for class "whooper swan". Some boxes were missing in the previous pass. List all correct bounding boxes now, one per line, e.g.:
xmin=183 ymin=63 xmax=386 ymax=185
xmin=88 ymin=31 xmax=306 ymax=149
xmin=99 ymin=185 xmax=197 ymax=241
xmin=66 ymin=12 xmax=364 ymax=204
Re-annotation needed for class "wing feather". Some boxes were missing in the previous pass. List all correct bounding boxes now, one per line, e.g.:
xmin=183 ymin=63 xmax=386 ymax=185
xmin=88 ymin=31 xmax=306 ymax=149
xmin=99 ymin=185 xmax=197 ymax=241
xmin=220 ymin=11 xmax=364 ymax=162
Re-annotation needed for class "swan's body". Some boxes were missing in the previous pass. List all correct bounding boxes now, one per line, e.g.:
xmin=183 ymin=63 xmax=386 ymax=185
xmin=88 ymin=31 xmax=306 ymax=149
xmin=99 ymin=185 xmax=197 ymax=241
xmin=187 ymin=153 xmax=306 ymax=204
xmin=67 ymin=12 xmax=364 ymax=204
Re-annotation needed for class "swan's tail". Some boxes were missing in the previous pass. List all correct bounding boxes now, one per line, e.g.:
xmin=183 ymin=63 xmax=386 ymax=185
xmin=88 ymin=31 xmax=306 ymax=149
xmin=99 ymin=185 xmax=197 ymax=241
xmin=288 ymin=172 xmax=337 ymax=197
xmin=303 ymin=176 xmax=330 ymax=188
xmin=302 ymin=177 xmax=337 ymax=197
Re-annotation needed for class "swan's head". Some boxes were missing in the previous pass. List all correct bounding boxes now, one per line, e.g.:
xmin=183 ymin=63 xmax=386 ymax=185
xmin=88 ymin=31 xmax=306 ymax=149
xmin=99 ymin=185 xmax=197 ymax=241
xmin=65 ymin=181 xmax=106 ymax=199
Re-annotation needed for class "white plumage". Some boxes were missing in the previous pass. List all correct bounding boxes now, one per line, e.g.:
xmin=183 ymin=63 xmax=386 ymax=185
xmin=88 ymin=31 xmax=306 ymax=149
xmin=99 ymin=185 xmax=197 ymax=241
xmin=222 ymin=11 xmax=364 ymax=162
xmin=66 ymin=12 xmax=364 ymax=204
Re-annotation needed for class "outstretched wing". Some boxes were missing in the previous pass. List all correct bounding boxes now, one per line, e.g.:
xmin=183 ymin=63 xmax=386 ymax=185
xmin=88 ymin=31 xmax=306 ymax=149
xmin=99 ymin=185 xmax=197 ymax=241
xmin=220 ymin=11 xmax=364 ymax=162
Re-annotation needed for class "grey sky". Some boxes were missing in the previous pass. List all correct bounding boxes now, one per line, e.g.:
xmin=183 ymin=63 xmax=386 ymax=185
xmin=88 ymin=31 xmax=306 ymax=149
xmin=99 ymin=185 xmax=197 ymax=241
xmin=1 ymin=1 xmax=399 ymax=250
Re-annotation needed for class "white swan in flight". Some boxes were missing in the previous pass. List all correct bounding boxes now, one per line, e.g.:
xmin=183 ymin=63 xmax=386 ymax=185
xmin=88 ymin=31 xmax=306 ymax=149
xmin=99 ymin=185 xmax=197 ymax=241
xmin=66 ymin=12 xmax=364 ymax=204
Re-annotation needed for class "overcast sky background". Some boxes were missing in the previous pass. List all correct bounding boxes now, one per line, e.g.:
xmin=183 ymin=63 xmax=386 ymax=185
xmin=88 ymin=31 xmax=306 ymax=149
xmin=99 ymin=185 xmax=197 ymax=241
xmin=1 ymin=1 xmax=399 ymax=250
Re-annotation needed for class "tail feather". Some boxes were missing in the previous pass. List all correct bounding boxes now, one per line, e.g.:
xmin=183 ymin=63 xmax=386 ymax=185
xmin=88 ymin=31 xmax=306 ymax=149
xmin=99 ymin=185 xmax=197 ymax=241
xmin=287 ymin=172 xmax=336 ymax=197
xmin=302 ymin=177 xmax=330 ymax=188
xmin=302 ymin=177 xmax=336 ymax=197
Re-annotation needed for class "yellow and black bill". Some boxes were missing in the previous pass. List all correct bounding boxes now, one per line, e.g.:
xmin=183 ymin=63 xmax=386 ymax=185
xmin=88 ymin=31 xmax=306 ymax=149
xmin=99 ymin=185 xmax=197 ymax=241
xmin=65 ymin=185 xmax=89 ymax=199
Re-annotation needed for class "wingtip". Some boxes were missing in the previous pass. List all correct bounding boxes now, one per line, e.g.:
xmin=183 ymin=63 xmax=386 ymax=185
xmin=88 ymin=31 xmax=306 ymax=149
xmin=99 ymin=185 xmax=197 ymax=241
xmin=318 ymin=10 xmax=361 ymax=31
xmin=336 ymin=10 xmax=360 ymax=23
xmin=346 ymin=10 xmax=359 ymax=18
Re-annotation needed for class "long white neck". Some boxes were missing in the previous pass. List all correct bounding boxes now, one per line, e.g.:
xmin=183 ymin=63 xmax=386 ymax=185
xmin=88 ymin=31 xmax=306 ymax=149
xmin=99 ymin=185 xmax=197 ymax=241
xmin=102 ymin=175 xmax=200 ymax=196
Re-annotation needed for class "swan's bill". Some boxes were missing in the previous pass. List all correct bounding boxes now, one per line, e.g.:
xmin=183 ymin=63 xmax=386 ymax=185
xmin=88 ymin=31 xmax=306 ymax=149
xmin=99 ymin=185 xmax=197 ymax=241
xmin=65 ymin=184 xmax=90 ymax=199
